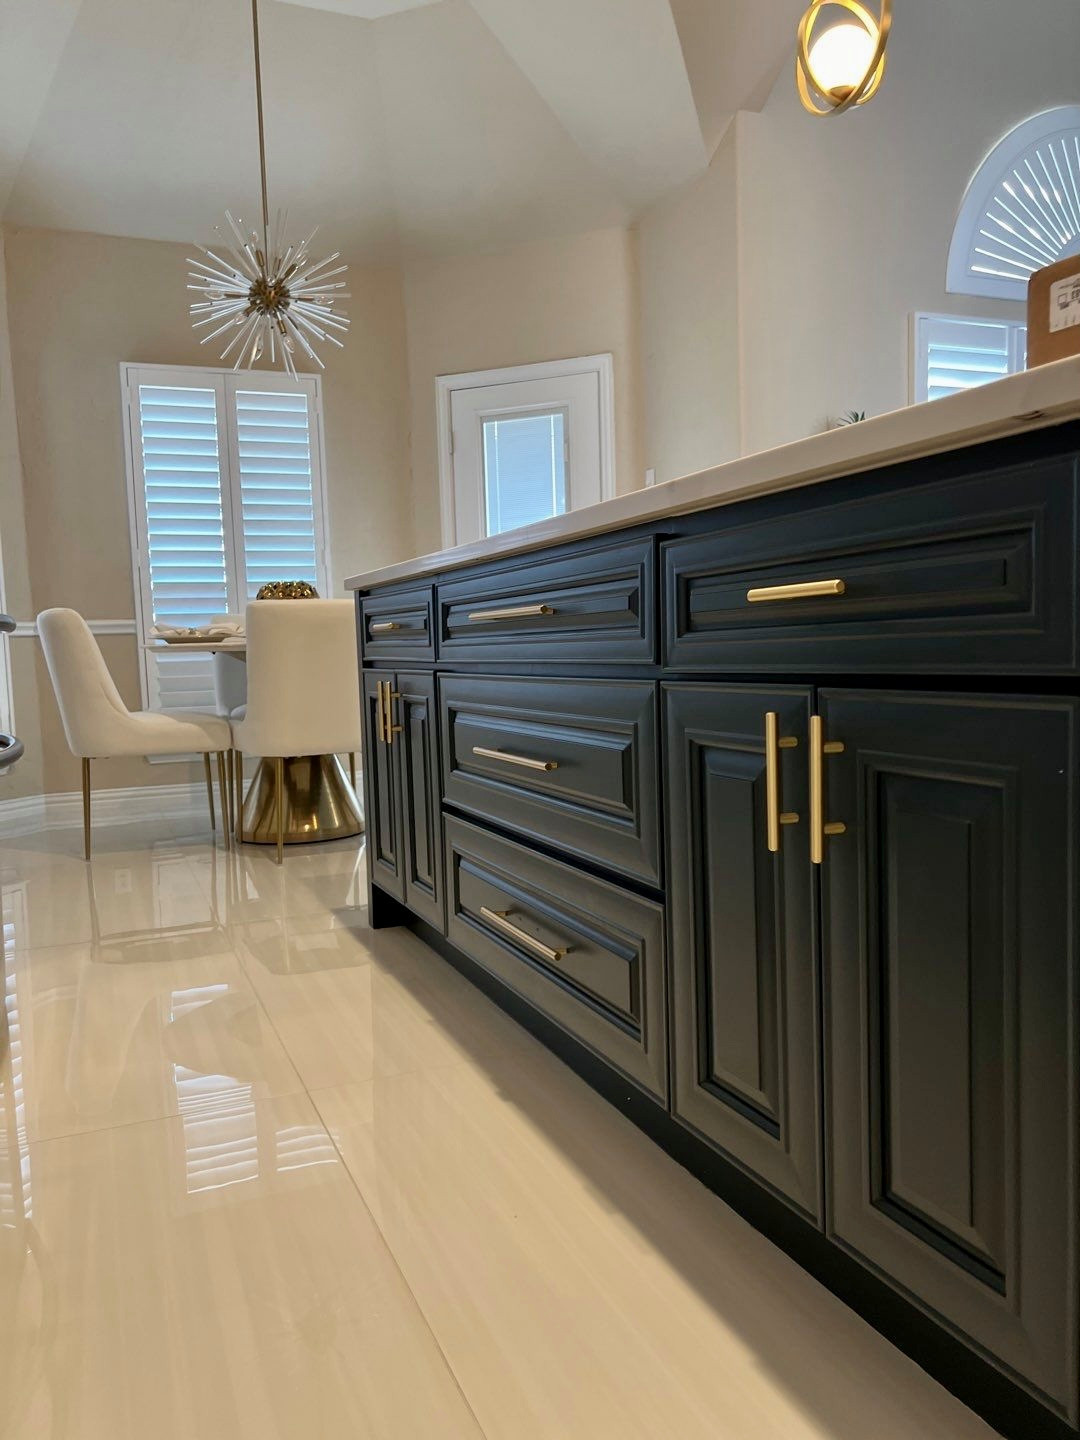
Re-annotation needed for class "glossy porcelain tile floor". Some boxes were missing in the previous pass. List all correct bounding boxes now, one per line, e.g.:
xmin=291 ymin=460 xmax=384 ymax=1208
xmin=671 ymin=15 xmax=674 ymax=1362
xmin=0 ymin=813 xmax=996 ymax=1440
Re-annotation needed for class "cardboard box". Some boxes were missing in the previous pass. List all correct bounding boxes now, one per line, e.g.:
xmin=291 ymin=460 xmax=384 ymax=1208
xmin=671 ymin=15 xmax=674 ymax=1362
xmin=1027 ymin=254 xmax=1080 ymax=367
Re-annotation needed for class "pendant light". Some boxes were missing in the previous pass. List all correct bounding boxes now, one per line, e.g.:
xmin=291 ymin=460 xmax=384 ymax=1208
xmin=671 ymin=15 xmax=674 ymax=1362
xmin=796 ymin=0 xmax=892 ymax=117
xmin=187 ymin=0 xmax=350 ymax=374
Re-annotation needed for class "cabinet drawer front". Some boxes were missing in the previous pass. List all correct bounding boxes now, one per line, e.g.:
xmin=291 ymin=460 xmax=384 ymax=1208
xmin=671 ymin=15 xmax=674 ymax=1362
xmin=822 ymin=690 xmax=1079 ymax=1417
xmin=360 ymin=587 xmax=434 ymax=661
xmin=445 ymin=816 xmax=666 ymax=1097
xmin=438 ymin=538 xmax=656 ymax=663
xmin=664 ymin=459 xmax=1079 ymax=673
xmin=441 ymin=675 xmax=660 ymax=885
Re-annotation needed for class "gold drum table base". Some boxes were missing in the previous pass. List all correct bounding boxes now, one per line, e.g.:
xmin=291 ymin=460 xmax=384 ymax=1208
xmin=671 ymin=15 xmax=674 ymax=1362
xmin=240 ymin=754 xmax=364 ymax=846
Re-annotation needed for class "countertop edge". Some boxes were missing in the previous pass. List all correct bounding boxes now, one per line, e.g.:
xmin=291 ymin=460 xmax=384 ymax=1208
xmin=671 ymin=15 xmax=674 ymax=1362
xmin=346 ymin=356 xmax=1080 ymax=592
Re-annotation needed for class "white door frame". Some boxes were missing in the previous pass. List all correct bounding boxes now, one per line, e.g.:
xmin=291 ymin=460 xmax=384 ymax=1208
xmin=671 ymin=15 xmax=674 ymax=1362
xmin=435 ymin=354 xmax=616 ymax=548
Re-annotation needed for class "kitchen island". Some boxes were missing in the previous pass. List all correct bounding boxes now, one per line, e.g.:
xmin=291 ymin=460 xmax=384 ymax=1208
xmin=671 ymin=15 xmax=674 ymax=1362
xmin=348 ymin=355 xmax=1080 ymax=1440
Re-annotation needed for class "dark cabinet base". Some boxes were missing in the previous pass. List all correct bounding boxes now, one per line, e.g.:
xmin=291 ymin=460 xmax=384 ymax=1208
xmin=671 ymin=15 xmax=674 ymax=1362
xmin=372 ymin=885 xmax=1080 ymax=1440
xmin=358 ymin=428 xmax=1080 ymax=1440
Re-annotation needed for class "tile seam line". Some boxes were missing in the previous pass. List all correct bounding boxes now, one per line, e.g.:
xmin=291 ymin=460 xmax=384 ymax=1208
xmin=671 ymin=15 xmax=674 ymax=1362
xmin=239 ymin=920 xmax=493 ymax=1440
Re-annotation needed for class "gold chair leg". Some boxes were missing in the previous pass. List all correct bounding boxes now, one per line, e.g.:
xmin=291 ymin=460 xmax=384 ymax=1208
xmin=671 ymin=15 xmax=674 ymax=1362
xmin=223 ymin=749 xmax=232 ymax=836
xmin=82 ymin=757 xmax=92 ymax=862
xmin=274 ymin=756 xmax=284 ymax=866
xmin=234 ymin=749 xmax=244 ymax=843
xmin=203 ymin=753 xmax=216 ymax=832
xmin=228 ymin=750 xmax=236 ymax=839
xmin=216 ymin=752 xmax=231 ymax=849
xmin=348 ymin=751 xmax=356 ymax=791
xmin=227 ymin=749 xmax=236 ymax=838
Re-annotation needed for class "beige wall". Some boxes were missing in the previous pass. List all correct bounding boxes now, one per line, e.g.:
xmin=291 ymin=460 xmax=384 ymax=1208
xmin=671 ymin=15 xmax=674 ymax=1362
xmin=0 ymin=231 xmax=44 ymax=800
xmin=9 ymin=1 xmax=1076 ymax=801
xmin=4 ymin=222 xmax=645 ymax=797
xmin=2 ymin=225 xmax=412 ymax=794
xmin=401 ymin=226 xmax=643 ymax=556
xmin=632 ymin=0 xmax=1080 ymax=467
xmin=636 ymin=125 xmax=741 ymax=485
xmin=736 ymin=0 xmax=1080 ymax=455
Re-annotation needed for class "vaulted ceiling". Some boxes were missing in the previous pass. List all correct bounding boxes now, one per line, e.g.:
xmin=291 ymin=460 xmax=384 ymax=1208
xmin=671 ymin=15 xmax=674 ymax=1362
xmin=0 ymin=0 xmax=803 ymax=260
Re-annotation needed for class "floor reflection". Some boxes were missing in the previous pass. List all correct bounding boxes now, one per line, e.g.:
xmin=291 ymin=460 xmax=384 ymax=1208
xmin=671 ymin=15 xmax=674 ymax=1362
xmin=190 ymin=838 xmax=367 ymax=927
xmin=169 ymin=984 xmax=335 ymax=1196
xmin=1 ymin=885 xmax=31 ymax=1225
xmin=0 ymin=887 xmax=47 ymax=1440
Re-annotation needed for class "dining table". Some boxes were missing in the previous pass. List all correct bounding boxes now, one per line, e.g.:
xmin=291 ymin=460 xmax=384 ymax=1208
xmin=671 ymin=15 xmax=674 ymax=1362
xmin=144 ymin=639 xmax=363 ymax=847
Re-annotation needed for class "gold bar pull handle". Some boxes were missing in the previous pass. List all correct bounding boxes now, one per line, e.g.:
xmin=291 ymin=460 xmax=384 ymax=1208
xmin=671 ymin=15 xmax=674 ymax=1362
xmin=809 ymin=714 xmax=847 ymax=865
xmin=376 ymin=680 xmax=388 ymax=745
xmin=472 ymin=746 xmax=558 ymax=773
xmin=467 ymin=603 xmax=557 ymax=623
xmin=765 ymin=711 xmax=800 ymax=854
xmin=480 ymin=906 xmax=569 ymax=965
xmin=370 ymin=620 xmax=400 ymax=634
xmin=386 ymin=687 xmax=402 ymax=745
xmin=747 ymin=579 xmax=846 ymax=604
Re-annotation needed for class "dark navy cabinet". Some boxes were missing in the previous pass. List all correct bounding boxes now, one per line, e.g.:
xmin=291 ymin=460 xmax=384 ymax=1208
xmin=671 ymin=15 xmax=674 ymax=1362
xmin=663 ymin=457 xmax=1080 ymax=674
xmin=820 ymin=690 xmax=1079 ymax=1420
xmin=356 ymin=426 xmax=1080 ymax=1440
xmin=664 ymin=684 xmax=821 ymax=1222
xmin=440 ymin=673 xmax=661 ymax=885
xmin=362 ymin=668 xmax=444 ymax=929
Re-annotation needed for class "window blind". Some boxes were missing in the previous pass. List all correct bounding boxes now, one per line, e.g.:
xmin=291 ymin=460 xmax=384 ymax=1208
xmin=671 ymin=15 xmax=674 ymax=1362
xmin=234 ymin=388 xmax=320 ymax=599
xmin=123 ymin=365 xmax=328 ymax=716
xmin=134 ymin=381 xmax=227 ymax=711
xmin=482 ymin=411 xmax=568 ymax=536
xmin=914 ymin=314 xmax=1027 ymax=404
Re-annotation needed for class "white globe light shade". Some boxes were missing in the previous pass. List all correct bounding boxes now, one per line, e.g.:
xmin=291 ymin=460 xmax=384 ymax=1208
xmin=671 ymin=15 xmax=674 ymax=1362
xmin=806 ymin=19 xmax=878 ymax=98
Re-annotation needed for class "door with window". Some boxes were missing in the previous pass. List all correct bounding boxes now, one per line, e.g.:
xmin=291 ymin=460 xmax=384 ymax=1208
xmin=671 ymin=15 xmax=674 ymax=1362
xmin=440 ymin=356 xmax=614 ymax=546
xmin=121 ymin=364 xmax=329 ymax=713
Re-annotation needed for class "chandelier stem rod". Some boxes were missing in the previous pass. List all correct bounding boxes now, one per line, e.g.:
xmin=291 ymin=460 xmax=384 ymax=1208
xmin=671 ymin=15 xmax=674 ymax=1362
xmin=250 ymin=0 xmax=270 ymax=259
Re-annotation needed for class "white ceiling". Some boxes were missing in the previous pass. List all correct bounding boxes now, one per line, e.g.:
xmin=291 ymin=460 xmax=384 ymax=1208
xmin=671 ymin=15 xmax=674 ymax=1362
xmin=0 ymin=0 xmax=797 ymax=261
xmin=279 ymin=0 xmax=443 ymax=16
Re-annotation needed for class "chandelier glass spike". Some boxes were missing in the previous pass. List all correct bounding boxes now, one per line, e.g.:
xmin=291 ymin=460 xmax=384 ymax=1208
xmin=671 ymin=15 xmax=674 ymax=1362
xmin=188 ymin=0 xmax=349 ymax=375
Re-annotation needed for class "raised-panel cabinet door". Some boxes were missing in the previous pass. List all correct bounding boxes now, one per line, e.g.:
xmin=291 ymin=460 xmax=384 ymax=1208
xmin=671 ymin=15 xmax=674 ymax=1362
xmin=361 ymin=669 xmax=404 ymax=903
xmin=821 ymin=690 xmax=1079 ymax=1420
xmin=665 ymin=684 xmax=822 ymax=1221
xmin=399 ymin=672 xmax=444 ymax=931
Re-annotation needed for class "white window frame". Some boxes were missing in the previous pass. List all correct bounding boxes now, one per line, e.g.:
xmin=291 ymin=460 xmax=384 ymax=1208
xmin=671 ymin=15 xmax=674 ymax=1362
xmin=435 ymin=354 xmax=616 ymax=548
xmin=0 ymin=552 xmax=15 ymax=744
xmin=911 ymin=312 xmax=1028 ymax=406
xmin=947 ymin=106 xmax=1080 ymax=303
xmin=120 ymin=361 xmax=331 ymax=710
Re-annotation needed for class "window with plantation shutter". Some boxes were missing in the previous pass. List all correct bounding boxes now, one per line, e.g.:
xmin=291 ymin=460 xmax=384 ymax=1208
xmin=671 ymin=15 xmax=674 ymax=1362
xmin=913 ymin=313 xmax=1027 ymax=405
xmin=234 ymin=388 xmax=322 ymax=600
xmin=122 ymin=364 xmax=329 ymax=715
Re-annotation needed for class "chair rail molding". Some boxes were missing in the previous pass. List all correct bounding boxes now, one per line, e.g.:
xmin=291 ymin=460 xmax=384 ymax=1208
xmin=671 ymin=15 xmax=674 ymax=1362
xmin=12 ymin=619 xmax=139 ymax=638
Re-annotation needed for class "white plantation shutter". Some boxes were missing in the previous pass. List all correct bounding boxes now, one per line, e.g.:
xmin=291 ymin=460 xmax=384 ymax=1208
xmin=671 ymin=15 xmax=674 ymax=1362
xmin=914 ymin=314 xmax=1027 ymax=404
xmin=123 ymin=364 xmax=329 ymax=715
xmin=230 ymin=386 xmax=323 ymax=600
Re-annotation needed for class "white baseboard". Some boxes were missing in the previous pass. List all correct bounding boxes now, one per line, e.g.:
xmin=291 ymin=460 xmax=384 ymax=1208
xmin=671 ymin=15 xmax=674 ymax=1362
xmin=0 ymin=781 xmax=206 ymax=837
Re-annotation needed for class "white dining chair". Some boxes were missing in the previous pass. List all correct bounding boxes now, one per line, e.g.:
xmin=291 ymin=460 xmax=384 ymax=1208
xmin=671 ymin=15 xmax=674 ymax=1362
xmin=37 ymin=608 xmax=233 ymax=860
xmin=231 ymin=599 xmax=362 ymax=863
xmin=210 ymin=612 xmax=247 ymax=813
xmin=210 ymin=612 xmax=248 ymax=722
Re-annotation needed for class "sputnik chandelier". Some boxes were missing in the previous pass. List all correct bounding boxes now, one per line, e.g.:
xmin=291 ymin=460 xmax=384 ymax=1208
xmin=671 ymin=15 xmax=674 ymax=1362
xmin=796 ymin=0 xmax=892 ymax=117
xmin=188 ymin=0 xmax=349 ymax=375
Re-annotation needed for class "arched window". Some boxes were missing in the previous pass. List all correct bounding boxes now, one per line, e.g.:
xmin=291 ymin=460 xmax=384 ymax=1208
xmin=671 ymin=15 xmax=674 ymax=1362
xmin=947 ymin=107 xmax=1080 ymax=302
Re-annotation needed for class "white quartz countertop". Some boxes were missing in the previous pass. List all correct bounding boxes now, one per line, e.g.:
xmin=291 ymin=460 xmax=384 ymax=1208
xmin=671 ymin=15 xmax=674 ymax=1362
xmin=346 ymin=355 xmax=1080 ymax=592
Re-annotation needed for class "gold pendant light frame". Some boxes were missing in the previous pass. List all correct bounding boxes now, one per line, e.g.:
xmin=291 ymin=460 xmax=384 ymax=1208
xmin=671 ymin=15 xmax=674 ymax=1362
xmin=796 ymin=0 xmax=892 ymax=117
xmin=187 ymin=0 xmax=350 ymax=374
